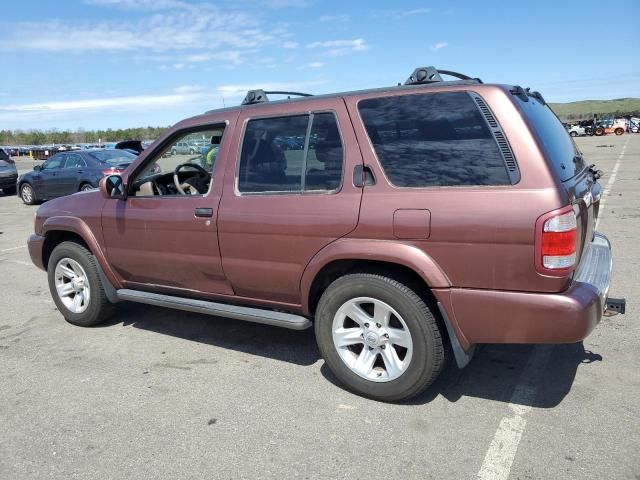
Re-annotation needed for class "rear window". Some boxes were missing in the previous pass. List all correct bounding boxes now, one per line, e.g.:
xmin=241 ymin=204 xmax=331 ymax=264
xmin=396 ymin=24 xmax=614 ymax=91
xmin=358 ymin=91 xmax=512 ymax=187
xmin=517 ymin=97 xmax=585 ymax=181
xmin=0 ymin=149 xmax=9 ymax=160
xmin=88 ymin=149 xmax=136 ymax=165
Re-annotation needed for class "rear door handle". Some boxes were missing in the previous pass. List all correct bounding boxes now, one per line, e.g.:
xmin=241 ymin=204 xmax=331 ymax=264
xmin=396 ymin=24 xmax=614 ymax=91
xmin=194 ymin=207 xmax=213 ymax=218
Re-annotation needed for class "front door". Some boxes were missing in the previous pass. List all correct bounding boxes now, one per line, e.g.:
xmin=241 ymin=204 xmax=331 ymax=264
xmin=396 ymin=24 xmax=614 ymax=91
xmin=57 ymin=152 xmax=86 ymax=195
xmin=218 ymin=98 xmax=363 ymax=305
xmin=101 ymin=120 xmax=235 ymax=296
xmin=34 ymin=154 xmax=65 ymax=198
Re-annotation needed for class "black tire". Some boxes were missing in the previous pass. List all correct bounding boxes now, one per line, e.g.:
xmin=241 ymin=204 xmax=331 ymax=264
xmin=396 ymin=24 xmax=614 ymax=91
xmin=594 ymin=127 xmax=605 ymax=136
xmin=314 ymin=273 xmax=445 ymax=402
xmin=79 ymin=183 xmax=94 ymax=192
xmin=171 ymin=149 xmax=177 ymax=156
xmin=20 ymin=182 xmax=36 ymax=205
xmin=2 ymin=185 xmax=17 ymax=196
xmin=569 ymin=131 xmax=578 ymax=137
xmin=614 ymin=127 xmax=624 ymax=136
xmin=47 ymin=241 xmax=114 ymax=327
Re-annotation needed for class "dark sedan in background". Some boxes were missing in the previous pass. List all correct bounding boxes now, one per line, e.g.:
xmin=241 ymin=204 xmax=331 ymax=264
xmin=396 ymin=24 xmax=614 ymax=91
xmin=18 ymin=149 xmax=136 ymax=205
xmin=0 ymin=148 xmax=18 ymax=195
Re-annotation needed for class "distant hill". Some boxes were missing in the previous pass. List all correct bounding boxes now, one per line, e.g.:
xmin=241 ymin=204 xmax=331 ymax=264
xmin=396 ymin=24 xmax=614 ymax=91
xmin=549 ymin=98 xmax=640 ymax=120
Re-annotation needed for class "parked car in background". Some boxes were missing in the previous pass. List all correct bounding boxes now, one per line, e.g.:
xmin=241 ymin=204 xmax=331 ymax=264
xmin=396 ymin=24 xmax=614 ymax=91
xmin=567 ymin=124 xmax=587 ymax=137
xmin=18 ymin=149 xmax=136 ymax=205
xmin=0 ymin=148 xmax=18 ymax=195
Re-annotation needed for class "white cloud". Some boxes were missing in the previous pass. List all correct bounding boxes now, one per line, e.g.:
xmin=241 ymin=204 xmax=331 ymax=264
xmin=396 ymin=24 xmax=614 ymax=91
xmin=430 ymin=42 xmax=448 ymax=52
xmin=307 ymin=38 xmax=370 ymax=56
xmin=307 ymin=62 xmax=325 ymax=68
xmin=216 ymin=80 xmax=327 ymax=97
xmin=1 ymin=0 xmax=293 ymax=69
xmin=282 ymin=41 xmax=299 ymax=49
xmin=400 ymin=8 xmax=432 ymax=16
xmin=318 ymin=14 xmax=349 ymax=22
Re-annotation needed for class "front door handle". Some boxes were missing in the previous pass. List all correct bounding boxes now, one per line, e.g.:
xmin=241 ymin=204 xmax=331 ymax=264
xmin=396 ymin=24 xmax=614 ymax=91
xmin=194 ymin=207 xmax=213 ymax=218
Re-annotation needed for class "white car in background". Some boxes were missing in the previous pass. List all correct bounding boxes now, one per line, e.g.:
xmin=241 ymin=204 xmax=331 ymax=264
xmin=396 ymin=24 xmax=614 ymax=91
xmin=568 ymin=125 xmax=587 ymax=137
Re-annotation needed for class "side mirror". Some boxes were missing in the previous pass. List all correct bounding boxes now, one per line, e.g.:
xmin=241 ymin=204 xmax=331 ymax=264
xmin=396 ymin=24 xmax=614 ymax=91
xmin=34 ymin=164 xmax=42 ymax=172
xmin=100 ymin=175 xmax=127 ymax=200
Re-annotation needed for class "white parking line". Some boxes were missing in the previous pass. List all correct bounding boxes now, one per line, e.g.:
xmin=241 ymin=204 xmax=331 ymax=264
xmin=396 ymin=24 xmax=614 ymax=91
xmin=0 ymin=245 xmax=26 ymax=253
xmin=595 ymin=136 xmax=630 ymax=230
xmin=477 ymin=346 xmax=554 ymax=480
xmin=477 ymin=136 xmax=631 ymax=480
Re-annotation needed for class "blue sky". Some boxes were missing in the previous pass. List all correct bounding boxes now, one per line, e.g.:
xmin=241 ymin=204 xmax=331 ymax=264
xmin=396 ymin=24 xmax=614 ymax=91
xmin=0 ymin=0 xmax=638 ymax=130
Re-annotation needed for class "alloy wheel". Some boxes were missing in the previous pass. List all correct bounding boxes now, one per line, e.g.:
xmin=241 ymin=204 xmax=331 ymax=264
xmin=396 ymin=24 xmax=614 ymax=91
xmin=21 ymin=184 xmax=33 ymax=204
xmin=54 ymin=258 xmax=91 ymax=314
xmin=332 ymin=297 xmax=413 ymax=382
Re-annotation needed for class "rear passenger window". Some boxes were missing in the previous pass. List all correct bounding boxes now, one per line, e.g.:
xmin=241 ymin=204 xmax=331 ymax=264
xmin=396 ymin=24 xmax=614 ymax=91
xmin=358 ymin=92 xmax=512 ymax=187
xmin=238 ymin=113 xmax=343 ymax=193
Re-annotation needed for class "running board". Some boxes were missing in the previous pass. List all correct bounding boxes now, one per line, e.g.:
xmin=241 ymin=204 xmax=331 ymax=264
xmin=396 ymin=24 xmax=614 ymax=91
xmin=116 ymin=289 xmax=312 ymax=330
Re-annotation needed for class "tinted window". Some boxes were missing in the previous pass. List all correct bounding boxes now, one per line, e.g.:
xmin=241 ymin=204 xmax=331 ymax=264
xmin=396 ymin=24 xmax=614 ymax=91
xmin=64 ymin=154 xmax=86 ymax=168
xmin=305 ymin=113 xmax=343 ymax=191
xmin=88 ymin=150 xmax=136 ymax=165
xmin=0 ymin=149 xmax=9 ymax=160
xmin=238 ymin=115 xmax=308 ymax=193
xmin=238 ymin=113 xmax=344 ymax=194
xmin=43 ymin=155 xmax=63 ymax=170
xmin=518 ymin=97 xmax=585 ymax=181
xmin=358 ymin=92 xmax=511 ymax=187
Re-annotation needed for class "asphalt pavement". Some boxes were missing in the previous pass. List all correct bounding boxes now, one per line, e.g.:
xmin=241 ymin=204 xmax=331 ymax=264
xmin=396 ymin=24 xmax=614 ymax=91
xmin=1 ymin=135 xmax=638 ymax=480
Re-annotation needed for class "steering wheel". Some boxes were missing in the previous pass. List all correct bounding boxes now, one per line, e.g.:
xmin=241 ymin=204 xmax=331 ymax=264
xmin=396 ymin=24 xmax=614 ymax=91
xmin=173 ymin=162 xmax=209 ymax=195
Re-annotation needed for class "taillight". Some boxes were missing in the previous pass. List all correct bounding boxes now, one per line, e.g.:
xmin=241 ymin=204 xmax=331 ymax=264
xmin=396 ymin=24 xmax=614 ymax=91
xmin=535 ymin=207 xmax=578 ymax=274
xmin=102 ymin=168 xmax=122 ymax=176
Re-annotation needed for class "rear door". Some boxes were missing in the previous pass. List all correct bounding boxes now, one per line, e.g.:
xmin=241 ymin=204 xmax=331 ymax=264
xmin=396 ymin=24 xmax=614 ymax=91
xmin=218 ymin=98 xmax=363 ymax=305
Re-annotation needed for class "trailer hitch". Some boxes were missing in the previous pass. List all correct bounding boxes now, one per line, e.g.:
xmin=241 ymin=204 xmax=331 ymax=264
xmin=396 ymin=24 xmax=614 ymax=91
xmin=604 ymin=297 xmax=626 ymax=316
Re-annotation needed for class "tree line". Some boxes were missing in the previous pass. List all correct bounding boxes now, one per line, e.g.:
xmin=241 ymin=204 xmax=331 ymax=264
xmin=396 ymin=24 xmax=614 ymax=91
xmin=0 ymin=126 xmax=169 ymax=146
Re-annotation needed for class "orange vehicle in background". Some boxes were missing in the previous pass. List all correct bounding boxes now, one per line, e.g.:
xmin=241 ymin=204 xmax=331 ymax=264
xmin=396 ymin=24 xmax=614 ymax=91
xmin=594 ymin=118 xmax=626 ymax=136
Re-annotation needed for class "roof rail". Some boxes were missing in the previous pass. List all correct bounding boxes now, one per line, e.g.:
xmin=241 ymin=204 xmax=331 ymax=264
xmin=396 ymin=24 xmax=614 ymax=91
xmin=241 ymin=89 xmax=313 ymax=106
xmin=404 ymin=66 xmax=482 ymax=86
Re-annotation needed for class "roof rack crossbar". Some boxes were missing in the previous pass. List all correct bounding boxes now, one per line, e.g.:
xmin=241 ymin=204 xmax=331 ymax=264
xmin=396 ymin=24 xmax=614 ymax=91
xmin=241 ymin=89 xmax=313 ymax=106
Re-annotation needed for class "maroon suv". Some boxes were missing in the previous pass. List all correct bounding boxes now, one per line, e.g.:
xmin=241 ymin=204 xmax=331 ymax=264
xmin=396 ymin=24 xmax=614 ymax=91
xmin=27 ymin=67 xmax=625 ymax=401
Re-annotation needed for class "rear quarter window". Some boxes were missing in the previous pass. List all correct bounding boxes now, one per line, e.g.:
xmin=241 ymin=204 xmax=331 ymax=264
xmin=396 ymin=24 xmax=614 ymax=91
xmin=358 ymin=91 xmax=513 ymax=187
xmin=516 ymin=96 xmax=585 ymax=181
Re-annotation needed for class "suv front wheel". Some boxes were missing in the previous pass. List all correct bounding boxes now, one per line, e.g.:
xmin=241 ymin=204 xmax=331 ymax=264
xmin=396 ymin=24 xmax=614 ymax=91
xmin=314 ymin=273 xmax=445 ymax=402
xmin=47 ymin=241 xmax=114 ymax=327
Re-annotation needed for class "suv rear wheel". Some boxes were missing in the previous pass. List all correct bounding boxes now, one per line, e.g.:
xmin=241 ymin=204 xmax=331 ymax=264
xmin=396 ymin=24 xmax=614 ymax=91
xmin=48 ymin=241 xmax=114 ymax=327
xmin=314 ymin=273 xmax=445 ymax=402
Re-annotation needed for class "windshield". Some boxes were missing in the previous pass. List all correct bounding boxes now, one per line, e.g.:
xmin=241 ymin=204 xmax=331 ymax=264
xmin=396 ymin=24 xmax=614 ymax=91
xmin=88 ymin=149 xmax=136 ymax=165
xmin=517 ymin=96 xmax=586 ymax=182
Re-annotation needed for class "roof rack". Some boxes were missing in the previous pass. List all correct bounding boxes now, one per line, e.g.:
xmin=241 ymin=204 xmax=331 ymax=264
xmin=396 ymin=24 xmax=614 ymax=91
xmin=241 ymin=89 xmax=313 ymax=106
xmin=404 ymin=66 xmax=482 ymax=85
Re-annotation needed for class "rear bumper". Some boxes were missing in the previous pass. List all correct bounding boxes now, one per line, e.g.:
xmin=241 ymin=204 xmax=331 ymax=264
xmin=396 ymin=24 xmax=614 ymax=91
xmin=27 ymin=233 xmax=46 ymax=270
xmin=451 ymin=232 xmax=617 ymax=344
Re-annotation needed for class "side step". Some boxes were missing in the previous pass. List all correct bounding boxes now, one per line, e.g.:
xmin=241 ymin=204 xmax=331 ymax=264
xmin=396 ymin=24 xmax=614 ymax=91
xmin=116 ymin=289 xmax=312 ymax=330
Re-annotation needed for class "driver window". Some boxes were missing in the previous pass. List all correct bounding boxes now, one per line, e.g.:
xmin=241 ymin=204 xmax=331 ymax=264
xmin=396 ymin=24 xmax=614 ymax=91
xmin=131 ymin=125 xmax=225 ymax=197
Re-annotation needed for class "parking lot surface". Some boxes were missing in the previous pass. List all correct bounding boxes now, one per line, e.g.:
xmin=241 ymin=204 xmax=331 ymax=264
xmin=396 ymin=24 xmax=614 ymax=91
xmin=1 ymin=135 xmax=639 ymax=480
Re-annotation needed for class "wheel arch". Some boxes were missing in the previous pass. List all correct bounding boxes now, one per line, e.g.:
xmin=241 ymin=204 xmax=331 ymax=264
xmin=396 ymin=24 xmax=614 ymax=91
xmin=301 ymin=239 xmax=451 ymax=317
xmin=41 ymin=217 xmax=122 ymax=289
